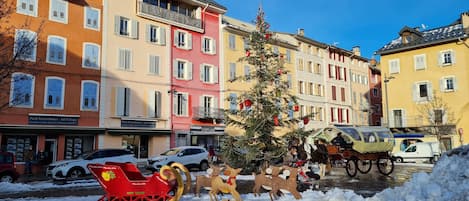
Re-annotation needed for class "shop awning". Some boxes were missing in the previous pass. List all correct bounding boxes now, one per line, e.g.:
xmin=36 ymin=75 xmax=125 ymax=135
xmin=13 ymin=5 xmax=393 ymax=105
xmin=0 ymin=124 xmax=105 ymax=134
xmin=107 ymin=128 xmax=171 ymax=136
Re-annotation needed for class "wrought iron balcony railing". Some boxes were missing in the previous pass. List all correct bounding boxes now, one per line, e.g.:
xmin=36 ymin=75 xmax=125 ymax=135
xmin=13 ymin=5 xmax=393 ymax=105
xmin=193 ymin=107 xmax=224 ymax=121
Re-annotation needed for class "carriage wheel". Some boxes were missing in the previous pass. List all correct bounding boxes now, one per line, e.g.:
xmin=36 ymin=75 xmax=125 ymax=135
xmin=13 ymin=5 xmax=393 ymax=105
xmin=345 ymin=159 xmax=357 ymax=177
xmin=160 ymin=165 xmax=185 ymax=201
xmin=170 ymin=163 xmax=192 ymax=194
xmin=357 ymin=160 xmax=372 ymax=174
xmin=377 ymin=158 xmax=394 ymax=175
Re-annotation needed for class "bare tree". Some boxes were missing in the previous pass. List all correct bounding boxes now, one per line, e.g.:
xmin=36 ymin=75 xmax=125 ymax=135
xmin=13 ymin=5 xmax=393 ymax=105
xmin=0 ymin=0 xmax=43 ymax=109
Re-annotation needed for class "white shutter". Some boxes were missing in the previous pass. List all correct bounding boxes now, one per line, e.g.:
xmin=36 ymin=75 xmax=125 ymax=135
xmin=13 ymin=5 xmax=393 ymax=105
xmin=173 ymin=30 xmax=179 ymax=47
xmin=131 ymin=20 xmax=138 ymax=39
xmin=187 ymin=33 xmax=192 ymax=49
xmin=173 ymin=93 xmax=177 ymax=115
xmin=145 ymin=24 xmax=150 ymax=42
xmin=213 ymin=66 xmax=218 ymax=83
xmin=116 ymin=87 xmax=124 ymax=116
xmin=188 ymin=62 xmax=193 ymax=80
xmin=124 ymin=88 xmax=130 ymax=116
xmin=451 ymin=50 xmax=456 ymax=64
xmin=453 ymin=77 xmax=458 ymax=91
xmin=388 ymin=110 xmax=394 ymax=127
xmin=200 ymin=38 xmax=205 ymax=52
xmin=412 ymin=83 xmax=418 ymax=102
xmin=118 ymin=49 xmax=125 ymax=69
xmin=200 ymin=64 xmax=204 ymax=81
xmin=182 ymin=94 xmax=188 ymax=116
xmin=155 ymin=91 xmax=161 ymax=118
xmin=212 ymin=39 xmax=216 ymax=54
xmin=439 ymin=78 xmax=445 ymax=92
xmin=438 ymin=52 xmax=443 ymax=66
xmin=148 ymin=90 xmax=155 ymax=117
xmin=214 ymin=97 xmax=218 ymax=109
xmin=199 ymin=96 xmax=204 ymax=108
xmin=159 ymin=27 xmax=166 ymax=45
xmin=401 ymin=109 xmax=407 ymax=127
xmin=173 ymin=60 xmax=178 ymax=78
xmin=114 ymin=16 xmax=120 ymax=35
xmin=427 ymin=82 xmax=433 ymax=101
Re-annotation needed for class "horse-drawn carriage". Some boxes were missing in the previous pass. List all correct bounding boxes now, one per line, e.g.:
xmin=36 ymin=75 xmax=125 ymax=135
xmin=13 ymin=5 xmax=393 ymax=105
xmin=307 ymin=126 xmax=395 ymax=177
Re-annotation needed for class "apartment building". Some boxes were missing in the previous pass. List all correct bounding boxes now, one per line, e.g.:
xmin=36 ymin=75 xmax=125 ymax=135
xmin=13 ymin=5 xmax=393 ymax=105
xmin=368 ymin=59 xmax=383 ymax=126
xmin=348 ymin=46 xmax=371 ymax=126
xmin=0 ymin=0 xmax=103 ymax=172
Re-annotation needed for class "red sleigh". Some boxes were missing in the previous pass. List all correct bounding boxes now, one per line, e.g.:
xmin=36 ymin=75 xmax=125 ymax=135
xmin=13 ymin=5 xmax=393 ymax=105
xmin=87 ymin=162 xmax=191 ymax=201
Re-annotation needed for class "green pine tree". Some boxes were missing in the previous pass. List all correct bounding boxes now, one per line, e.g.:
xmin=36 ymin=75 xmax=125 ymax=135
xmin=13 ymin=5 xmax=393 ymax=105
xmin=221 ymin=7 xmax=309 ymax=173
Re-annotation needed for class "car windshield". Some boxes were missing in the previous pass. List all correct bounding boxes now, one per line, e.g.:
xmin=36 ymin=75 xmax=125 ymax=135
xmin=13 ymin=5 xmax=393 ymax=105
xmin=74 ymin=150 xmax=95 ymax=159
xmin=160 ymin=148 xmax=180 ymax=156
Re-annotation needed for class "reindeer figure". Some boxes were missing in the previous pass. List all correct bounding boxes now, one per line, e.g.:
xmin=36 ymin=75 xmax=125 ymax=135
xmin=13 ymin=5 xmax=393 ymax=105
xmin=270 ymin=165 xmax=302 ymax=200
xmin=209 ymin=165 xmax=242 ymax=201
xmin=194 ymin=164 xmax=222 ymax=197
xmin=252 ymin=166 xmax=282 ymax=199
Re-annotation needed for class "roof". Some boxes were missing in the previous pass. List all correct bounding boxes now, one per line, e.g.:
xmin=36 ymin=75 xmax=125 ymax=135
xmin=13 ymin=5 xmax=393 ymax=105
xmin=377 ymin=16 xmax=469 ymax=55
xmin=195 ymin=0 xmax=226 ymax=11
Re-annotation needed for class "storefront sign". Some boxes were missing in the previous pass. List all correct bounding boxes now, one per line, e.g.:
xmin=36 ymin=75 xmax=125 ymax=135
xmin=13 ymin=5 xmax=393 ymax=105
xmin=28 ymin=115 xmax=79 ymax=126
xmin=121 ymin=120 xmax=156 ymax=128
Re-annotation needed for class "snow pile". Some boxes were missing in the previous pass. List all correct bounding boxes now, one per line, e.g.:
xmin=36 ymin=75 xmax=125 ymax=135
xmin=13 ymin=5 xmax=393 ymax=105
xmin=0 ymin=182 xmax=33 ymax=192
xmin=371 ymin=145 xmax=469 ymax=201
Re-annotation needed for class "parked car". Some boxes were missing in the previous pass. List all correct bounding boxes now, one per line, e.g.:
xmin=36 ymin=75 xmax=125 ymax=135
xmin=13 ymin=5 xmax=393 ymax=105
xmin=0 ymin=151 xmax=20 ymax=183
xmin=47 ymin=149 xmax=137 ymax=180
xmin=147 ymin=146 xmax=209 ymax=172
xmin=392 ymin=142 xmax=442 ymax=164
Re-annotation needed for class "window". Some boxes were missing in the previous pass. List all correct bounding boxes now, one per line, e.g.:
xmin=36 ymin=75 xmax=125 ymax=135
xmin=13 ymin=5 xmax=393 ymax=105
xmin=228 ymin=34 xmax=236 ymax=50
xmin=44 ymin=77 xmax=65 ymax=109
xmin=81 ymin=81 xmax=99 ymax=111
xmin=341 ymin=87 xmax=345 ymax=102
xmin=414 ymin=54 xmax=426 ymax=70
xmin=9 ymin=73 xmax=34 ymax=107
xmin=297 ymin=59 xmax=304 ymax=71
xmin=49 ymin=0 xmax=68 ymax=23
xmin=173 ymin=59 xmax=192 ymax=80
xmin=439 ymin=50 xmax=455 ymax=66
xmin=243 ymin=37 xmax=250 ymax=50
xmin=146 ymin=25 xmax=166 ymax=45
xmin=229 ymin=93 xmax=237 ymax=112
xmin=328 ymin=64 xmax=335 ymax=78
xmin=433 ymin=109 xmax=443 ymax=124
xmin=314 ymin=63 xmax=321 ymax=74
xmin=85 ymin=7 xmax=100 ymax=30
xmin=272 ymin=46 xmax=279 ymax=55
xmin=308 ymin=82 xmax=313 ymax=95
xmin=440 ymin=76 xmax=457 ymax=92
xmin=244 ymin=66 xmax=251 ymax=82
xmin=14 ymin=29 xmax=37 ymax=62
xmin=149 ymin=55 xmax=160 ymax=75
xmin=148 ymin=91 xmax=161 ymax=118
xmin=16 ymin=0 xmax=38 ymax=16
xmin=287 ymin=74 xmax=292 ymax=89
xmin=389 ymin=59 xmax=400 ymax=74
xmin=46 ymin=36 xmax=67 ymax=65
xmin=118 ymin=48 xmax=132 ymax=70
xmin=286 ymin=50 xmax=291 ymax=63
xmin=174 ymin=93 xmax=188 ymax=116
xmin=413 ymin=81 xmax=432 ymax=102
xmin=202 ymin=37 xmax=216 ymax=54
xmin=1 ymin=135 xmax=37 ymax=162
xmin=307 ymin=61 xmax=313 ymax=73
xmin=200 ymin=64 xmax=218 ymax=84
xmin=115 ymin=16 xmax=138 ymax=38
xmin=372 ymin=88 xmax=379 ymax=97
xmin=116 ymin=87 xmax=130 ymax=116
xmin=174 ymin=30 xmax=192 ymax=49
xmin=83 ymin=43 xmax=100 ymax=68
xmin=392 ymin=109 xmax=403 ymax=127
xmin=229 ymin=63 xmax=236 ymax=81
xmin=331 ymin=85 xmax=336 ymax=101
xmin=298 ymin=81 xmax=304 ymax=94
xmin=202 ymin=96 xmax=216 ymax=117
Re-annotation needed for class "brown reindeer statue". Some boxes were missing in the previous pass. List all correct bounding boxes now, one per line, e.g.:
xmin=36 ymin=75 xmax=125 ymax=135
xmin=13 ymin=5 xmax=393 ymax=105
xmin=209 ymin=165 xmax=242 ymax=201
xmin=194 ymin=164 xmax=222 ymax=197
xmin=269 ymin=165 xmax=302 ymax=200
xmin=252 ymin=166 xmax=282 ymax=199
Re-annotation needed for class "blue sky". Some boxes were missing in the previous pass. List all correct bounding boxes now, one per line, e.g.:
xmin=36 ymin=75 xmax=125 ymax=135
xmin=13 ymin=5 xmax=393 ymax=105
xmin=218 ymin=0 xmax=469 ymax=59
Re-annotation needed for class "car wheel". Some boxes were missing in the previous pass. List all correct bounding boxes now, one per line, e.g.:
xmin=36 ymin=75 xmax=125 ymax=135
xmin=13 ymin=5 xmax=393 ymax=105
xmin=0 ymin=173 xmax=14 ymax=183
xmin=199 ymin=161 xmax=209 ymax=171
xmin=395 ymin=157 xmax=403 ymax=163
xmin=67 ymin=167 xmax=85 ymax=179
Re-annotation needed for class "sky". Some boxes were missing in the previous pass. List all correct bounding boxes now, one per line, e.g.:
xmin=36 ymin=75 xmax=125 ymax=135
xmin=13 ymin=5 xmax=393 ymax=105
xmin=1 ymin=145 xmax=468 ymax=201
xmin=217 ymin=0 xmax=469 ymax=59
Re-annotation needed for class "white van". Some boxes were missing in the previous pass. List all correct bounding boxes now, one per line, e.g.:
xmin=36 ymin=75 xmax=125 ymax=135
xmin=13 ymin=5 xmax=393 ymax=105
xmin=392 ymin=142 xmax=441 ymax=164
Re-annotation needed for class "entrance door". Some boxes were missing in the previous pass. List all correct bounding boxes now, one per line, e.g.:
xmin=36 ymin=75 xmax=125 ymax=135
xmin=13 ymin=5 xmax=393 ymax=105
xmin=44 ymin=139 xmax=57 ymax=164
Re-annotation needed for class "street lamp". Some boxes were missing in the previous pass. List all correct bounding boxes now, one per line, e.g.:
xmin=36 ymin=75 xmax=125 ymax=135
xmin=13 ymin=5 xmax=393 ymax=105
xmin=384 ymin=74 xmax=395 ymax=127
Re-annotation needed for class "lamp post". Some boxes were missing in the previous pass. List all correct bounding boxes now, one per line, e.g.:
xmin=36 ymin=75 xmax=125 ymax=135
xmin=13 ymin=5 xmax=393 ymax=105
xmin=384 ymin=74 xmax=395 ymax=127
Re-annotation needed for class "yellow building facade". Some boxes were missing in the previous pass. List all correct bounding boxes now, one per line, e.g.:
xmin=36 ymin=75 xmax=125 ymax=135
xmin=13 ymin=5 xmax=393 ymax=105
xmin=377 ymin=12 xmax=469 ymax=148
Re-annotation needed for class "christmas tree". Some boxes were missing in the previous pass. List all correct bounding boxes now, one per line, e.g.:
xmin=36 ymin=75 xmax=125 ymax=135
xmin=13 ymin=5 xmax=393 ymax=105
xmin=221 ymin=6 xmax=308 ymax=172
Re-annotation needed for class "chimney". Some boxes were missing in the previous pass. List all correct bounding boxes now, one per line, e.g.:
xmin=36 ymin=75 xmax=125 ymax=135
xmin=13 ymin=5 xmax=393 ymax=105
xmin=462 ymin=12 xmax=469 ymax=31
xmin=370 ymin=58 xmax=377 ymax=66
xmin=352 ymin=46 xmax=361 ymax=56
xmin=298 ymin=28 xmax=305 ymax=36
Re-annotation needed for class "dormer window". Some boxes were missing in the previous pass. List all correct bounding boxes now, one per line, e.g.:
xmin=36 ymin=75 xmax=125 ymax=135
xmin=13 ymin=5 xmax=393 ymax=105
xmin=399 ymin=26 xmax=422 ymax=44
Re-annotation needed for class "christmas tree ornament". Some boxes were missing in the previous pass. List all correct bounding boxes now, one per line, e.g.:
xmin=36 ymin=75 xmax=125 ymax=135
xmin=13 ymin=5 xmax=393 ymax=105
xmin=246 ymin=50 xmax=251 ymax=57
xmin=239 ymin=103 xmax=244 ymax=110
xmin=303 ymin=117 xmax=309 ymax=125
xmin=244 ymin=99 xmax=252 ymax=107
xmin=274 ymin=115 xmax=279 ymax=126
xmin=277 ymin=69 xmax=282 ymax=75
xmin=294 ymin=105 xmax=299 ymax=111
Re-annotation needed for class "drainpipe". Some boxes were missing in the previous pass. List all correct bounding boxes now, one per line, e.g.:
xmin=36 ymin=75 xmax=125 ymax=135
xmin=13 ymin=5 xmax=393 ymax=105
xmin=202 ymin=3 xmax=209 ymax=31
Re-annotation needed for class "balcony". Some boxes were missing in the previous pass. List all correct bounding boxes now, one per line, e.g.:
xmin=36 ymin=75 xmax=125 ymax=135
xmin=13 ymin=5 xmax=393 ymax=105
xmin=137 ymin=1 xmax=203 ymax=32
xmin=193 ymin=107 xmax=224 ymax=122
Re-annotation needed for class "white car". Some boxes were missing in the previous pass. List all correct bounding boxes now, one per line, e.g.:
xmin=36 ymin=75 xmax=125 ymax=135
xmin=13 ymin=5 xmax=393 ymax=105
xmin=147 ymin=146 xmax=209 ymax=172
xmin=47 ymin=149 xmax=137 ymax=180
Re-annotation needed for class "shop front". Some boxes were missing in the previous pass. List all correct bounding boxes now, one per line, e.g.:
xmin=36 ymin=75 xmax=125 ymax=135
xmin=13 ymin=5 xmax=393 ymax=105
xmin=189 ymin=125 xmax=225 ymax=150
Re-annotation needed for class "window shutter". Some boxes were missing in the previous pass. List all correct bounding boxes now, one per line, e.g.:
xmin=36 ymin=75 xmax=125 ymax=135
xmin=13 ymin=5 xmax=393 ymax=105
xmin=213 ymin=66 xmax=218 ymax=83
xmin=214 ymin=97 xmax=218 ymax=110
xmin=439 ymin=78 xmax=445 ymax=92
xmin=114 ymin=16 xmax=120 ymax=34
xmin=451 ymin=50 xmax=456 ymax=64
xmin=173 ymin=31 xmax=178 ymax=46
xmin=199 ymin=96 xmax=204 ymax=108
xmin=131 ymin=20 xmax=138 ymax=39
xmin=173 ymin=93 xmax=177 ymax=115
xmin=212 ymin=39 xmax=216 ymax=54
xmin=427 ymin=82 xmax=433 ymax=100
xmin=148 ymin=90 xmax=155 ymax=117
xmin=118 ymin=49 xmax=125 ymax=69
xmin=116 ymin=87 xmax=124 ymax=116
xmin=182 ymin=94 xmax=188 ymax=115
xmin=124 ymin=88 xmax=130 ymax=116
xmin=188 ymin=62 xmax=193 ymax=80
xmin=155 ymin=91 xmax=161 ymax=118
xmin=145 ymin=24 xmax=151 ymax=42
xmin=412 ymin=83 xmax=418 ymax=102
xmin=187 ymin=34 xmax=192 ymax=49
xmin=438 ymin=52 xmax=443 ymax=66
xmin=453 ymin=77 xmax=458 ymax=91
xmin=330 ymin=107 xmax=334 ymax=122
xmin=159 ymin=27 xmax=166 ymax=45
xmin=200 ymin=64 xmax=204 ymax=81
xmin=343 ymin=68 xmax=347 ymax=81
xmin=200 ymin=38 xmax=205 ymax=52
xmin=173 ymin=60 xmax=178 ymax=78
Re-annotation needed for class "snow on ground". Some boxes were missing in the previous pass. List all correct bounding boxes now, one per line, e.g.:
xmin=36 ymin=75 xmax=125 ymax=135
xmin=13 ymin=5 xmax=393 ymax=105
xmin=1 ymin=145 xmax=469 ymax=201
